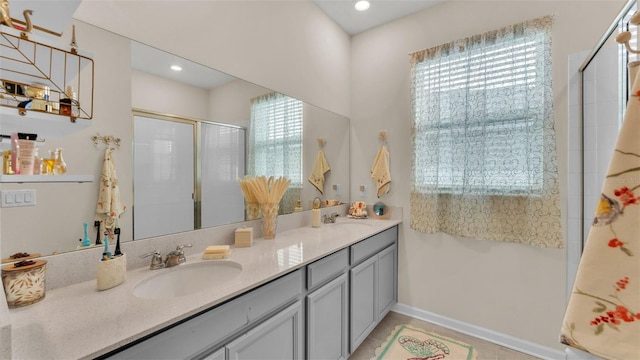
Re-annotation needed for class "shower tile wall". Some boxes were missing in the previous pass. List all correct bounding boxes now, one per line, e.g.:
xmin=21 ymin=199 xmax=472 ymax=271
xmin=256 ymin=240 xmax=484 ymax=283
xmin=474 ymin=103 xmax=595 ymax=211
xmin=567 ymin=45 xmax=621 ymax=295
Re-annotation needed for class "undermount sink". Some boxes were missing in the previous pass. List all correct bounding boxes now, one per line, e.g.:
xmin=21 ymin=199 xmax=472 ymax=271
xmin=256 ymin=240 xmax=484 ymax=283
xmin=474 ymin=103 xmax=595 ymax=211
xmin=133 ymin=260 xmax=243 ymax=299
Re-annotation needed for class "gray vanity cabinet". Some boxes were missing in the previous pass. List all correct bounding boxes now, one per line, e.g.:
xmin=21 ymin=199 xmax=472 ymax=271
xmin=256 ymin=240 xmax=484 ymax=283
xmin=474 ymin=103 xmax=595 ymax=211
xmin=104 ymin=270 xmax=304 ymax=360
xmin=103 ymin=225 xmax=398 ymax=360
xmin=349 ymin=226 xmax=398 ymax=353
xmin=225 ymin=302 xmax=304 ymax=360
xmin=305 ymin=248 xmax=350 ymax=360
xmin=201 ymin=348 xmax=225 ymax=360
xmin=306 ymin=273 xmax=349 ymax=360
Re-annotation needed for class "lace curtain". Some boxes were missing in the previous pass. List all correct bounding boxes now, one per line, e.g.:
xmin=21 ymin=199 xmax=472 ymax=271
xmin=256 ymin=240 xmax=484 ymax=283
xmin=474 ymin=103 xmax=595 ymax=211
xmin=248 ymin=92 xmax=302 ymax=214
xmin=409 ymin=15 xmax=563 ymax=248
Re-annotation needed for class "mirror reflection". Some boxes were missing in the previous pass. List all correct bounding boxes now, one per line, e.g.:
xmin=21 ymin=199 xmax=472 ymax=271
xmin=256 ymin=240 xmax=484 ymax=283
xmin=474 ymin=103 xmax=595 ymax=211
xmin=0 ymin=24 xmax=349 ymax=257
xmin=131 ymin=41 xmax=350 ymax=240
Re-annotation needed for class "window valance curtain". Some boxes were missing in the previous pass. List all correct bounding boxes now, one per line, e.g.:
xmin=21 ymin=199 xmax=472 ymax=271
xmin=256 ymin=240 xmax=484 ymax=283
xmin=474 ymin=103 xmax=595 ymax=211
xmin=409 ymin=15 xmax=563 ymax=248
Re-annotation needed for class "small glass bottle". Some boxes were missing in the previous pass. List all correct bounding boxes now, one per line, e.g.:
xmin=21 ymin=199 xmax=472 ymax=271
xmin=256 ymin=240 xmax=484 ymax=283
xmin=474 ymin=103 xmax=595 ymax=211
xmin=33 ymin=148 xmax=41 ymax=175
xmin=53 ymin=148 xmax=67 ymax=175
xmin=43 ymin=150 xmax=55 ymax=175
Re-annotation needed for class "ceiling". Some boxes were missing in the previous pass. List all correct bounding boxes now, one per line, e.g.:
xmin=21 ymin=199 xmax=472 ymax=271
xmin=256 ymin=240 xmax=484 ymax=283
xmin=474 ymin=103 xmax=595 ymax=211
xmin=131 ymin=0 xmax=449 ymax=89
xmin=312 ymin=0 xmax=447 ymax=35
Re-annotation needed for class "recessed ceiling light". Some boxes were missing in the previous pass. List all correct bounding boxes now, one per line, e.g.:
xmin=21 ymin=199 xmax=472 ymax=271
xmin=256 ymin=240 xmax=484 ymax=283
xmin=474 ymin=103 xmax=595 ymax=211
xmin=354 ymin=0 xmax=370 ymax=11
xmin=170 ymin=65 xmax=182 ymax=71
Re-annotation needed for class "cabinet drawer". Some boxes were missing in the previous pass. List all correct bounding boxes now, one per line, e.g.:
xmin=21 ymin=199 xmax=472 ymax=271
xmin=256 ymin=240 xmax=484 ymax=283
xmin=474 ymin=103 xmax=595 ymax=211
xmin=108 ymin=269 xmax=304 ymax=360
xmin=307 ymin=248 xmax=349 ymax=291
xmin=350 ymin=226 xmax=397 ymax=265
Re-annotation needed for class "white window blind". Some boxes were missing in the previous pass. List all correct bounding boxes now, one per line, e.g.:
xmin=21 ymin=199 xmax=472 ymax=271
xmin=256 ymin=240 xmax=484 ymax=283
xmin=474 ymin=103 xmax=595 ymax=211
xmin=248 ymin=93 xmax=303 ymax=187
xmin=409 ymin=16 xmax=563 ymax=248
xmin=412 ymin=29 xmax=547 ymax=195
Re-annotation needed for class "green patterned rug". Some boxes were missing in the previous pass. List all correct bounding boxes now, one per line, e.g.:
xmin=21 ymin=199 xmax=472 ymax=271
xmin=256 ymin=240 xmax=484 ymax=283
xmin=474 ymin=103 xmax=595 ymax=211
xmin=374 ymin=324 xmax=478 ymax=360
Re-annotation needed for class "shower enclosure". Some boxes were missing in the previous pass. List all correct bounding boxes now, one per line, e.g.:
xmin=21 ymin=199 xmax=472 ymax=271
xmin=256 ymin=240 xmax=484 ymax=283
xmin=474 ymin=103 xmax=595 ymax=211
xmin=567 ymin=0 xmax=638 ymax=294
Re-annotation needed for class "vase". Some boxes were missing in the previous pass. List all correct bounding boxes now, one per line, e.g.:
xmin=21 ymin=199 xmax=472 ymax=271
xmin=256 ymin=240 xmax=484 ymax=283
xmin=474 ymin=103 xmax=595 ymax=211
xmin=53 ymin=148 xmax=66 ymax=175
xmin=260 ymin=202 xmax=279 ymax=239
xmin=247 ymin=202 xmax=261 ymax=220
xmin=81 ymin=221 xmax=91 ymax=247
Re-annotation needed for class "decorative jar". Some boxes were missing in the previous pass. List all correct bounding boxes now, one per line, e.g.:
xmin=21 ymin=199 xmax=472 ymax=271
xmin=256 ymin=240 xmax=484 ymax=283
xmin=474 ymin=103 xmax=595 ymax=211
xmin=261 ymin=202 xmax=279 ymax=239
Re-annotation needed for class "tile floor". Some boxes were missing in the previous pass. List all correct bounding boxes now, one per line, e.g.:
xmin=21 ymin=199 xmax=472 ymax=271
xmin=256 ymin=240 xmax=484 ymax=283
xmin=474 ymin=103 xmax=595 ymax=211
xmin=349 ymin=311 xmax=542 ymax=360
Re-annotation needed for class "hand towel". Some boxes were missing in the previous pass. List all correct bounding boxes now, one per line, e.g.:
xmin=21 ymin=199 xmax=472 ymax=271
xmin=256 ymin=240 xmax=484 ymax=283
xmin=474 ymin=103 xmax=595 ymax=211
xmin=308 ymin=150 xmax=330 ymax=194
xmin=560 ymin=62 xmax=640 ymax=359
xmin=371 ymin=145 xmax=391 ymax=198
xmin=95 ymin=148 xmax=126 ymax=239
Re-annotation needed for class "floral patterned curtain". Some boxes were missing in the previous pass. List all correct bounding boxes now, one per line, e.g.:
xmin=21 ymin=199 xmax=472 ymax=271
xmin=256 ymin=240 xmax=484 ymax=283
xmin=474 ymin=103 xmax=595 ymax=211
xmin=409 ymin=16 xmax=563 ymax=248
xmin=248 ymin=92 xmax=302 ymax=214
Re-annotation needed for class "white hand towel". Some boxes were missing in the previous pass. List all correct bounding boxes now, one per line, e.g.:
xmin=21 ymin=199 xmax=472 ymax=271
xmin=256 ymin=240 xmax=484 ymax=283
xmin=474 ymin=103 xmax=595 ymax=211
xmin=95 ymin=148 xmax=126 ymax=238
xmin=308 ymin=150 xmax=331 ymax=194
xmin=371 ymin=145 xmax=391 ymax=198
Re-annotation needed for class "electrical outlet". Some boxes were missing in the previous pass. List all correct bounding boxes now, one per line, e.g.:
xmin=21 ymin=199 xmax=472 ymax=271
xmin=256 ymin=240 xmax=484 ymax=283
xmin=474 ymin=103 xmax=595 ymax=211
xmin=1 ymin=189 xmax=36 ymax=207
xmin=333 ymin=184 xmax=341 ymax=197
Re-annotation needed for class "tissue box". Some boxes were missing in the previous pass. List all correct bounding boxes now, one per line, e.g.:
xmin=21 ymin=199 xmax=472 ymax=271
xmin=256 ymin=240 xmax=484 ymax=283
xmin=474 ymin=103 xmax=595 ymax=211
xmin=235 ymin=227 xmax=253 ymax=247
xmin=97 ymin=254 xmax=126 ymax=291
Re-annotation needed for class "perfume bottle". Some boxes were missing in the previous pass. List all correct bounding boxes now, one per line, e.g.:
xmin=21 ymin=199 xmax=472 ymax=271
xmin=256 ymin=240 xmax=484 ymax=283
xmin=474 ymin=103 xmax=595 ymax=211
xmin=53 ymin=148 xmax=67 ymax=175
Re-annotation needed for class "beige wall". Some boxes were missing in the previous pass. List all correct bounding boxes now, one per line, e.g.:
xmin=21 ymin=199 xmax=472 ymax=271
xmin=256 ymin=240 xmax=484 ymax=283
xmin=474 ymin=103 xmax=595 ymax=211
xmin=349 ymin=0 xmax=624 ymax=349
xmin=73 ymin=0 xmax=351 ymax=118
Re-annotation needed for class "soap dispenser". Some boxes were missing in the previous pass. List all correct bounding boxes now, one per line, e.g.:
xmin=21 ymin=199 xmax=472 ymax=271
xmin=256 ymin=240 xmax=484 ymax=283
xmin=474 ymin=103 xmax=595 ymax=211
xmin=312 ymin=197 xmax=321 ymax=228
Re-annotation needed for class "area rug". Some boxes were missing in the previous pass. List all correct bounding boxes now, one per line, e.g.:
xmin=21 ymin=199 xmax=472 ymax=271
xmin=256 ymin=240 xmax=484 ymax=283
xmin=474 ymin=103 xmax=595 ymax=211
xmin=373 ymin=324 xmax=478 ymax=360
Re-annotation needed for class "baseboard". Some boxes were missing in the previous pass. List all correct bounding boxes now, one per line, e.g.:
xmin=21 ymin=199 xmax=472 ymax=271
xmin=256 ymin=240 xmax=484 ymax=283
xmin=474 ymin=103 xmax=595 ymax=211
xmin=392 ymin=303 xmax=567 ymax=360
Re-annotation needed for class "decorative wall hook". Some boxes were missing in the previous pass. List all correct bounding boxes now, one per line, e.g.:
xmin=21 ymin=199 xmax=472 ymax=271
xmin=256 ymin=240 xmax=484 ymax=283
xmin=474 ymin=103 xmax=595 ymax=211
xmin=317 ymin=137 xmax=326 ymax=149
xmin=91 ymin=133 xmax=121 ymax=149
xmin=378 ymin=130 xmax=388 ymax=143
xmin=616 ymin=12 xmax=640 ymax=54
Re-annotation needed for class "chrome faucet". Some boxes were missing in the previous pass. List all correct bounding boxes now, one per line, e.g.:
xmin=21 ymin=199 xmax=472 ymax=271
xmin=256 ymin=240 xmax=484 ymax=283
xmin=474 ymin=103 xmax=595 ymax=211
xmin=140 ymin=250 xmax=164 ymax=270
xmin=164 ymin=244 xmax=192 ymax=267
xmin=323 ymin=212 xmax=339 ymax=224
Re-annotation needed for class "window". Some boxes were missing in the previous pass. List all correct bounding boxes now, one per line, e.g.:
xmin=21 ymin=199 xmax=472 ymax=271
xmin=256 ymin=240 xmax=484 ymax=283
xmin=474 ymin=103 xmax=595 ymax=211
xmin=409 ymin=16 xmax=563 ymax=248
xmin=248 ymin=92 xmax=303 ymax=213
xmin=412 ymin=25 xmax=547 ymax=195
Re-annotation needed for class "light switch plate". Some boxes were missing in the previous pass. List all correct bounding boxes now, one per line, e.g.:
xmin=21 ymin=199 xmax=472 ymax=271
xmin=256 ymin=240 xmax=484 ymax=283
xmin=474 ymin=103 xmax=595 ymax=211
xmin=1 ymin=190 xmax=36 ymax=207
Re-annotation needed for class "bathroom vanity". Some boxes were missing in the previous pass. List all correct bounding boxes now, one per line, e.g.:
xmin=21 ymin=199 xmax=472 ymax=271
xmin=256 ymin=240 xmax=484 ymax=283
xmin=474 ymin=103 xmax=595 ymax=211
xmin=7 ymin=217 xmax=400 ymax=360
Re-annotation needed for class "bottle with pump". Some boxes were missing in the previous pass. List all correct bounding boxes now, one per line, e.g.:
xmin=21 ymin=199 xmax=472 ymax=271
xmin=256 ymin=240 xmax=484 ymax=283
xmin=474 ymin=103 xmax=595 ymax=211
xmin=312 ymin=197 xmax=321 ymax=228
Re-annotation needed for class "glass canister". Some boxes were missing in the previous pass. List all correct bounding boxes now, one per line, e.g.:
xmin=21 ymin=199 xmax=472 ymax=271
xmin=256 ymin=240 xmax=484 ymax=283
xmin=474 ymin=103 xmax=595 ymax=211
xmin=2 ymin=260 xmax=47 ymax=308
xmin=42 ymin=150 xmax=55 ymax=175
xmin=53 ymin=148 xmax=67 ymax=175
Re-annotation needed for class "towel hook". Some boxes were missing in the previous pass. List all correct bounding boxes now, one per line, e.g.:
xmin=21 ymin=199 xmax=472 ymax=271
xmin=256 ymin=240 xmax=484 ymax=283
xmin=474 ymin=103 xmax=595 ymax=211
xmin=317 ymin=138 xmax=326 ymax=149
xmin=616 ymin=12 xmax=640 ymax=54
xmin=378 ymin=130 xmax=388 ymax=144
xmin=91 ymin=133 xmax=121 ymax=149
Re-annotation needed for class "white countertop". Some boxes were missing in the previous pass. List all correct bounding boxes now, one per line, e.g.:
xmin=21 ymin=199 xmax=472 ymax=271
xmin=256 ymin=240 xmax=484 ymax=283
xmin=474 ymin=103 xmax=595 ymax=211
xmin=8 ymin=217 xmax=400 ymax=360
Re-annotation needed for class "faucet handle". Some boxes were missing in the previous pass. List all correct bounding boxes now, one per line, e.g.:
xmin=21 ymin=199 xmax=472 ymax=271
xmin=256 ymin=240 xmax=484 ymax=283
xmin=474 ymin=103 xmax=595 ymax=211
xmin=140 ymin=250 xmax=164 ymax=270
xmin=175 ymin=244 xmax=192 ymax=264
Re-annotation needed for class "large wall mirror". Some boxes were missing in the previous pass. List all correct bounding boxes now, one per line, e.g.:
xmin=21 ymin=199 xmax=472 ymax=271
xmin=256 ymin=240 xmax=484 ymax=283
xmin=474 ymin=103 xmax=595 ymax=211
xmin=130 ymin=41 xmax=350 ymax=240
xmin=0 ymin=21 xmax=350 ymax=258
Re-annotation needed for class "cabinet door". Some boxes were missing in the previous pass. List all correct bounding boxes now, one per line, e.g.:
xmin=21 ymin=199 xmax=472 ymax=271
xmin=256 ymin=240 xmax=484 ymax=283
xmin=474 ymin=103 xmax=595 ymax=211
xmin=377 ymin=244 xmax=397 ymax=319
xmin=226 ymin=302 xmax=304 ymax=360
xmin=349 ymin=255 xmax=377 ymax=352
xmin=201 ymin=348 xmax=226 ymax=360
xmin=307 ymin=273 xmax=348 ymax=360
